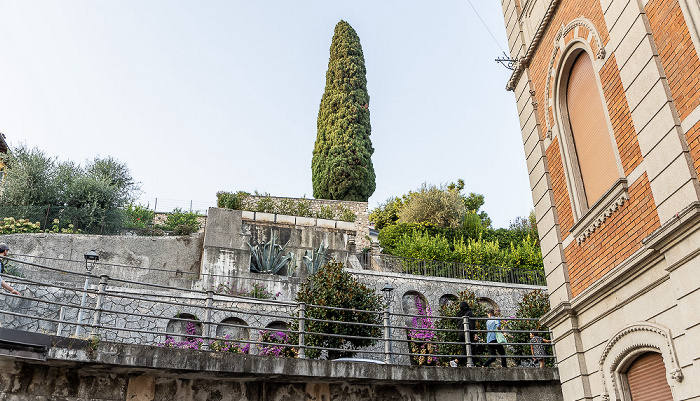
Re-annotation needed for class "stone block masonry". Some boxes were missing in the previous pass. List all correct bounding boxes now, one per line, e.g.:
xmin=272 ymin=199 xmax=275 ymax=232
xmin=242 ymin=195 xmax=371 ymax=251
xmin=0 ymin=338 xmax=564 ymax=401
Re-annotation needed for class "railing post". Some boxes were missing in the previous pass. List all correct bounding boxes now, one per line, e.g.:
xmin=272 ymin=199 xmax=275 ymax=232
xmin=383 ymin=309 xmax=392 ymax=364
xmin=56 ymin=306 xmax=66 ymax=336
xmin=204 ymin=290 xmax=214 ymax=342
xmin=298 ymin=302 xmax=306 ymax=359
xmin=74 ymin=272 xmax=93 ymax=337
xmin=90 ymin=275 xmax=109 ymax=339
xmin=462 ymin=316 xmax=474 ymax=367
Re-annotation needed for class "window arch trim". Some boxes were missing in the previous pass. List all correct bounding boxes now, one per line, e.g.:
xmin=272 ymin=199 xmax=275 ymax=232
xmin=598 ymin=322 xmax=682 ymax=401
xmin=551 ymin=40 xmax=628 ymax=243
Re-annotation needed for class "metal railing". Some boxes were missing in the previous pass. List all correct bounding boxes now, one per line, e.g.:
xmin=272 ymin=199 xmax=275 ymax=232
xmin=357 ymin=253 xmax=546 ymax=286
xmin=0 ymin=256 xmax=555 ymax=367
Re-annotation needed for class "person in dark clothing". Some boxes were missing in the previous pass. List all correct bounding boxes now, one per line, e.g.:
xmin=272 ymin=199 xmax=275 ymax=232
xmin=455 ymin=302 xmax=479 ymax=366
xmin=0 ymin=243 xmax=20 ymax=296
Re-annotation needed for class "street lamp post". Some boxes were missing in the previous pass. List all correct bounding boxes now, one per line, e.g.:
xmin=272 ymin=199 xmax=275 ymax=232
xmin=381 ymin=283 xmax=394 ymax=364
xmin=75 ymin=250 xmax=99 ymax=337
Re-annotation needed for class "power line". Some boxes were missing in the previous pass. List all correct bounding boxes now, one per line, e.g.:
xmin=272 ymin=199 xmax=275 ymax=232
xmin=465 ymin=0 xmax=509 ymax=56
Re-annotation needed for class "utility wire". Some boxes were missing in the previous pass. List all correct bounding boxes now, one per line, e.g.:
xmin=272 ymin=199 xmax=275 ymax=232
xmin=465 ymin=0 xmax=509 ymax=57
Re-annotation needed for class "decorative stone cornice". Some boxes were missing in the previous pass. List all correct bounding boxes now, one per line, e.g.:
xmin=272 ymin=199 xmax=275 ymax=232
xmin=506 ymin=0 xmax=561 ymax=91
xmin=569 ymin=179 xmax=628 ymax=244
xmin=576 ymin=192 xmax=628 ymax=244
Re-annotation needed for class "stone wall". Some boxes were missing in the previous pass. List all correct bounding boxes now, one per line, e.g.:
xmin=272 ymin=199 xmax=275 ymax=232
xmin=242 ymin=195 xmax=371 ymax=251
xmin=0 ymin=233 xmax=203 ymax=287
xmin=0 ymin=338 xmax=564 ymax=401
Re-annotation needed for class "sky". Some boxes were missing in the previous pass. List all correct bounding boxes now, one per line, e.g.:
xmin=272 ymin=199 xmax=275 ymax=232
xmin=0 ymin=1 xmax=532 ymax=228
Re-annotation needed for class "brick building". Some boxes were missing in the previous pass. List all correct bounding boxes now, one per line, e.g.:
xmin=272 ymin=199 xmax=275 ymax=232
xmin=500 ymin=0 xmax=700 ymax=399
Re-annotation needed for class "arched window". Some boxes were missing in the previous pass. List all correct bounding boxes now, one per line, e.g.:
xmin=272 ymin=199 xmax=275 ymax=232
xmin=565 ymin=52 xmax=619 ymax=207
xmin=625 ymin=352 xmax=673 ymax=400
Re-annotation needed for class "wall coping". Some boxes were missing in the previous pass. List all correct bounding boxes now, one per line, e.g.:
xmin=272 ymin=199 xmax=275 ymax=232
xmin=44 ymin=340 xmax=560 ymax=384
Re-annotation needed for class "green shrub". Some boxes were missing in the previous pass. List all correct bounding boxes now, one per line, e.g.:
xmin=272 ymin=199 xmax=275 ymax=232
xmin=216 ymin=191 xmax=249 ymax=210
xmin=398 ymin=183 xmax=466 ymax=228
xmin=124 ymin=204 xmax=154 ymax=229
xmin=369 ymin=197 xmax=404 ymax=229
xmin=0 ymin=217 xmax=41 ymax=234
xmin=315 ymin=205 xmax=334 ymax=220
xmin=393 ymin=230 xmax=452 ymax=262
xmin=436 ymin=289 xmax=488 ymax=366
xmin=377 ymin=222 xmax=447 ymax=254
xmin=501 ymin=289 xmax=551 ymax=365
xmin=505 ymin=235 xmax=543 ymax=270
xmin=337 ymin=206 xmax=357 ymax=222
xmin=452 ymin=236 xmax=505 ymax=267
xmin=291 ymin=261 xmax=383 ymax=359
xmin=163 ymin=208 xmax=200 ymax=235
xmin=253 ymin=197 xmax=277 ymax=214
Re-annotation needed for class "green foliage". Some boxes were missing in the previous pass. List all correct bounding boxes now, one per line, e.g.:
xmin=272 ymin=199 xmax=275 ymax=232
xmin=393 ymin=231 xmax=452 ymax=262
xmin=377 ymin=223 xmax=446 ymax=255
xmin=216 ymin=191 xmax=249 ymax=210
xmin=398 ymin=183 xmax=466 ymax=228
xmin=248 ymin=232 xmax=294 ymax=275
xmin=253 ymin=197 xmax=277 ymax=214
xmin=501 ymin=290 xmax=551 ymax=365
xmin=0 ymin=144 xmax=139 ymax=233
xmin=369 ymin=197 xmax=404 ymax=230
xmin=277 ymin=197 xmax=312 ymax=217
xmin=505 ymin=235 xmax=543 ymax=270
xmin=162 ymin=208 xmax=200 ymax=235
xmin=452 ymin=237 xmax=505 ymax=267
xmin=124 ymin=204 xmax=154 ymax=229
xmin=315 ymin=205 xmax=334 ymax=220
xmin=303 ymin=242 xmax=328 ymax=275
xmin=0 ymin=217 xmax=41 ymax=234
xmin=48 ymin=219 xmax=80 ymax=234
xmin=312 ymin=20 xmax=376 ymax=202
xmin=436 ymin=289 xmax=488 ymax=365
xmin=336 ymin=206 xmax=357 ymax=223
xmin=291 ymin=261 xmax=383 ymax=358
xmin=461 ymin=211 xmax=485 ymax=239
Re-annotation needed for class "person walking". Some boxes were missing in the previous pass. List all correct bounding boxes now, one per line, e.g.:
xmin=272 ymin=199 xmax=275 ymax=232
xmin=530 ymin=331 xmax=552 ymax=368
xmin=456 ymin=301 xmax=479 ymax=366
xmin=483 ymin=308 xmax=506 ymax=367
xmin=0 ymin=243 xmax=20 ymax=296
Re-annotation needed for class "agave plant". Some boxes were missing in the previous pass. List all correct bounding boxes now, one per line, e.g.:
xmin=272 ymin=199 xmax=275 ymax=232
xmin=303 ymin=242 xmax=328 ymax=275
xmin=248 ymin=233 xmax=293 ymax=275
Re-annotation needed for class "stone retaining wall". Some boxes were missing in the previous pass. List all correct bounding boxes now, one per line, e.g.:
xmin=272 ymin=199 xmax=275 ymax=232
xmin=0 ymin=340 xmax=564 ymax=401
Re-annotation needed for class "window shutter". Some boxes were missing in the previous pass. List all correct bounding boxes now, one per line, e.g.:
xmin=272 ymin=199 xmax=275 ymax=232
xmin=626 ymin=352 xmax=674 ymax=401
xmin=566 ymin=52 xmax=618 ymax=207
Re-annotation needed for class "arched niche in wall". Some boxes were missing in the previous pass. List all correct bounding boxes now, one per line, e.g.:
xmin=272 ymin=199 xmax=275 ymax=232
xmin=216 ymin=317 xmax=249 ymax=340
xmin=479 ymin=298 xmax=499 ymax=314
xmin=165 ymin=313 xmax=202 ymax=342
xmin=439 ymin=294 xmax=458 ymax=306
xmin=266 ymin=321 xmax=289 ymax=331
xmin=401 ymin=291 xmax=428 ymax=325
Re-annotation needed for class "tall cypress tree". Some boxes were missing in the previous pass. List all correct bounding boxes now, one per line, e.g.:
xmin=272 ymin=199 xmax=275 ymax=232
xmin=312 ymin=20 xmax=376 ymax=202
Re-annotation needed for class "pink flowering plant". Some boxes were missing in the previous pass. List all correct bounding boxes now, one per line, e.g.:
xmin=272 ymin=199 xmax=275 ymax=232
xmin=407 ymin=297 xmax=439 ymax=365
xmin=159 ymin=321 xmax=205 ymax=350
xmin=258 ymin=330 xmax=297 ymax=358
xmin=209 ymin=334 xmax=251 ymax=354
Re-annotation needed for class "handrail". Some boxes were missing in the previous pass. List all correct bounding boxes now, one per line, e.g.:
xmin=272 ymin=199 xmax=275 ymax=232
xmin=0 ymin=256 xmax=555 ymax=368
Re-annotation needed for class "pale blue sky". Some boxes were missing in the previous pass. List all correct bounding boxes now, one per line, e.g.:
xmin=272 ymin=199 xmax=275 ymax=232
xmin=0 ymin=1 xmax=531 ymax=228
